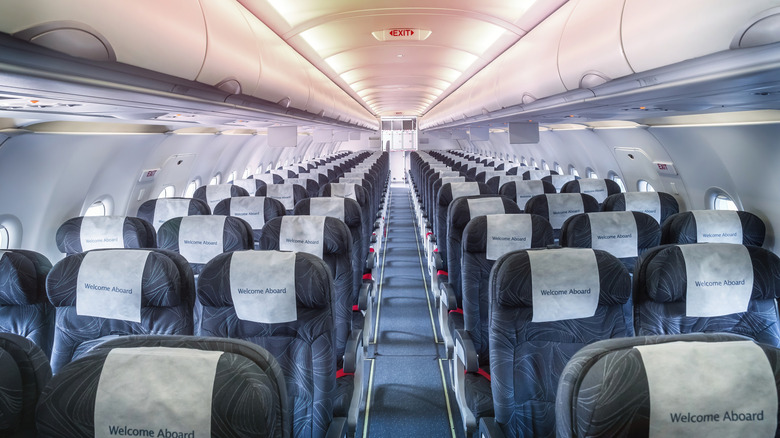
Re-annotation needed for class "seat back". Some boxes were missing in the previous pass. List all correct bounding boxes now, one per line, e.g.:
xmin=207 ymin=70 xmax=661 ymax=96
xmin=557 ymin=333 xmax=779 ymax=438
xmin=45 ymin=249 xmax=195 ymax=373
xmin=136 ymin=197 xmax=211 ymax=231
xmin=489 ymin=248 xmax=630 ymax=437
xmin=522 ymin=169 xmax=555 ymax=180
xmin=231 ymin=177 xmax=267 ymax=195
xmin=435 ymin=182 xmax=492 ymax=271
xmin=661 ymin=210 xmax=765 ymax=246
xmin=259 ymin=216 xmax=353 ymax=364
xmin=0 ymin=332 xmax=51 ymax=438
xmin=156 ymin=215 xmax=254 ymax=275
xmin=36 ymin=334 xmax=289 ymax=438
xmin=283 ymin=176 xmax=320 ymax=198
xmin=560 ymin=178 xmax=622 ymax=205
xmin=498 ymin=179 xmax=555 ymax=210
xmin=461 ymin=214 xmax=553 ymax=361
xmin=255 ymin=183 xmax=309 ymax=214
xmin=213 ymin=197 xmax=286 ymax=247
xmin=192 ymin=183 xmax=250 ymax=212
xmin=320 ymin=183 xmax=372 ymax=243
xmin=542 ymin=174 xmax=577 ymax=192
xmin=634 ymin=243 xmax=780 ymax=346
xmin=197 ymin=251 xmax=334 ymax=438
xmin=560 ymin=211 xmax=660 ymax=273
xmin=0 ymin=250 xmax=54 ymax=358
xmin=524 ymin=193 xmax=600 ymax=240
xmin=601 ymin=191 xmax=679 ymax=224
xmin=56 ymin=216 xmax=156 ymax=255
xmin=446 ymin=195 xmax=521 ymax=303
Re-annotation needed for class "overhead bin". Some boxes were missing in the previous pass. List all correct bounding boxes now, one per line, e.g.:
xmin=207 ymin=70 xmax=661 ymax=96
xmin=0 ymin=0 xmax=207 ymax=80
xmin=198 ymin=0 xmax=260 ymax=96
xmin=558 ymin=0 xmax=633 ymax=90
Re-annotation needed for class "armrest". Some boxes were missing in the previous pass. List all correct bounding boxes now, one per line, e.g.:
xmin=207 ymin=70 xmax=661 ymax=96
xmin=370 ymin=233 xmax=377 ymax=243
xmin=342 ymin=329 xmax=363 ymax=373
xmin=431 ymin=250 xmax=443 ymax=271
xmin=325 ymin=417 xmax=347 ymax=438
xmin=358 ymin=281 xmax=373 ymax=311
xmin=454 ymin=329 xmax=479 ymax=373
xmin=365 ymin=251 xmax=376 ymax=271
xmin=439 ymin=281 xmax=458 ymax=311
xmin=428 ymin=233 xmax=437 ymax=245
xmin=478 ymin=417 xmax=505 ymax=438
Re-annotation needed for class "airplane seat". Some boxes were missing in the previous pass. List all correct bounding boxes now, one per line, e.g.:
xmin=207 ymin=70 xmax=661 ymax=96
xmin=156 ymin=215 xmax=254 ymax=276
xmin=293 ymin=197 xmax=371 ymax=317
xmin=253 ymin=173 xmax=284 ymax=185
xmin=231 ymin=177 xmax=267 ymax=196
xmin=542 ymin=174 xmax=578 ymax=193
xmin=601 ymin=191 xmax=680 ymax=226
xmin=283 ymin=176 xmax=320 ymax=198
xmin=213 ymin=196 xmax=286 ymax=249
xmin=197 ymin=250 xmax=356 ymax=437
xmin=337 ymin=177 xmax=377 ymax=218
xmin=478 ymin=170 xmax=507 ymax=191
xmin=433 ymin=182 xmax=492 ymax=276
xmin=560 ymin=178 xmax=622 ymax=206
xmin=135 ymin=197 xmax=211 ymax=231
xmin=498 ymin=179 xmax=556 ymax=211
xmin=255 ymin=183 xmax=309 ymax=215
xmin=36 ymin=334 xmax=290 ymax=438
xmin=0 ymin=249 xmax=54 ymax=358
xmin=521 ymin=169 xmax=556 ymax=180
xmin=55 ymin=216 xmax=156 ymax=256
xmin=661 ymin=210 xmax=765 ymax=246
xmin=634 ymin=243 xmax=780 ymax=346
xmin=192 ymin=183 xmax=250 ymax=213
xmin=524 ymin=193 xmax=600 ymax=241
xmin=559 ymin=211 xmax=661 ymax=274
xmin=45 ymin=248 xmax=195 ymax=374
xmin=0 ymin=332 xmax=51 ymax=438
xmin=439 ymin=195 xmax=522 ymax=356
xmin=471 ymin=248 xmax=630 ymax=438
xmin=554 ymin=333 xmax=778 ymax=438
xmin=319 ymin=183 xmax=374 ymax=248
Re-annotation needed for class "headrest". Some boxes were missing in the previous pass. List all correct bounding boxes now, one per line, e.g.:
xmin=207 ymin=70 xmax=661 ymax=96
xmin=438 ymin=182 xmax=491 ymax=206
xmin=46 ymin=249 xmax=184 ymax=309
xmin=561 ymin=179 xmax=621 ymax=204
xmin=157 ymin=216 xmax=253 ymax=266
xmin=259 ymin=216 xmax=351 ymax=258
xmin=36 ymin=336 xmax=289 ymax=438
xmin=136 ymin=198 xmax=211 ymax=231
xmin=296 ymin=198 xmax=362 ymax=229
xmin=542 ymin=174 xmax=577 ymax=192
xmin=523 ymin=169 xmax=553 ymax=180
xmin=637 ymin=243 xmax=779 ymax=306
xmin=560 ymin=211 xmax=660 ymax=258
xmin=231 ymin=178 xmax=265 ymax=195
xmin=56 ymin=216 xmax=156 ymax=255
xmin=262 ymin=184 xmax=299 ymax=210
xmin=661 ymin=210 xmax=765 ymax=246
xmin=602 ymin=192 xmax=680 ymax=224
xmin=491 ymin=248 xmax=631 ymax=312
xmin=462 ymin=214 xmax=554 ymax=258
xmin=193 ymin=184 xmax=249 ymax=212
xmin=198 ymin=251 xmax=332 ymax=313
xmin=0 ymin=250 xmax=50 ymax=305
xmin=525 ymin=193 xmax=600 ymax=229
xmin=556 ymin=333 xmax=778 ymax=438
xmin=448 ymin=195 xmax=521 ymax=231
xmin=499 ymin=180 xmax=556 ymax=209
xmin=213 ymin=197 xmax=285 ymax=231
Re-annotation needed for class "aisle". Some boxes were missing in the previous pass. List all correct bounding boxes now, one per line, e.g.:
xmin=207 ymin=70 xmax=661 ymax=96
xmin=358 ymin=183 xmax=463 ymax=438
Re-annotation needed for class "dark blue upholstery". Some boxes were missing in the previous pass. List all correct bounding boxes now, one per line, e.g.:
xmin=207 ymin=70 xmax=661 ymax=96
xmin=0 ymin=250 xmax=54 ymax=357
xmin=524 ymin=193 xmax=600 ymax=240
xmin=213 ymin=196 xmax=286 ymax=247
xmin=601 ymin=191 xmax=679 ymax=224
xmin=197 ymin=251 xmax=336 ymax=438
xmin=435 ymin=182 xmax=492 ymax=272
xmin=556 ymin=333 xmax=774 ymax=438
xmin=231 ymin=177 xmax=267 ymax=195
xmin=36 ymin=335 xmax=289 ymax=438
xmin=135 ymin=197 xmax=211 ymax=230
xmin=486 ymin=248 xmax=631 ymax=438
xmin=45 ymin=249 xmax=195 ymax=373
xmin=660 ymin=210 xmax=765 ymax=246
xmin=0 ymin=332 xmax=51 ymax=438
xmin=55 ymin=216 xmax=156 ymax=255
xmin=192 ymin=184 xmax=250 ymax=212
xmin=498 ymin=180 xmax=556 ymax=210
xmin=633 ymin=243 xmax=780 ymax=346
xmin=156 ymin=215 xmax=254 ymax=275
xmin=255 ymin=183 xmax=309 ymax=215
xmin=560 ymin=178 xmax=622 ymax=205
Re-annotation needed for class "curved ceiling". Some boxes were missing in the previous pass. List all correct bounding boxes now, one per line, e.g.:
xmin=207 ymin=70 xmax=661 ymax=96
xmin=238 ymin=0 xmax=568 ymax=117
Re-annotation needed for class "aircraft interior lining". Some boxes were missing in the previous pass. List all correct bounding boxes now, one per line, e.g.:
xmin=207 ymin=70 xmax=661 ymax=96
xmin=2 ymin=1 xmax=780 ymax=437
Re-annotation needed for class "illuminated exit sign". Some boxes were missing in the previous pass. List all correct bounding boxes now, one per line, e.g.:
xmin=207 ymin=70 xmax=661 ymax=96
xmin=372 ymin=28 xmax=432 ymax=41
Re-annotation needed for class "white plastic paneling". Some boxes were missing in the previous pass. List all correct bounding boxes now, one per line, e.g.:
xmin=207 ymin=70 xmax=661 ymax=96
xmin=622 ymin=0 xmax=780 ymax=73
xmin=466 ymin=61 xmax=502 ymax=116
xmin=252 ymin=22 xmax=310 ymax=108
xmin=0 ymin=0 xmax=206 ymax=80
xmin=558 ymin=0 xmax=633 ymax=90
xmin=496 ymin=1 xmax=573 ymax=108
xmin=198 ymin=0 xmax=260 ymax=95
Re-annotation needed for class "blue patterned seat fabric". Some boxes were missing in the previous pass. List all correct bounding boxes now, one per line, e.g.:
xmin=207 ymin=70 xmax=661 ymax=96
xmin=254 ymin=183 xmax=309 ymax=215
xmin=45 ymin=249 xmax=195 ymax=373
xmin=633 ymin=243 xmax=780 ymax=346
xmin=524 ymin=193 xmax=600 ymax=241
xmin=555 ymin=333 xmax=771 ymax=438
xmin=435 ymin=182 xmax=493 ymax=273
xmin=156 ymin=215 xmax=254 ymax=276
xmin=486 ymin=248 xmax=631 ymax=438
xmin=0 ymin=250 xmax=54 ymax=358
xmin=213 ymin=196 xmax=286 ymax=248
xmin=0 ymin=332 xmax=51 ymax=438
xmin=660 ymin=210 xmax=766 ymax=245
xmin=55 ymin=216 xmax=157 ymax=255
xmin=135 ymin=197 xmax=211 ymax=229
xmin=36 ymin=335 xmax=288 ymax=438
xmin=601 ymin=191 xmax=679 ymax=224
xmin=197 ymin=251 xmax=338 ymax=438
